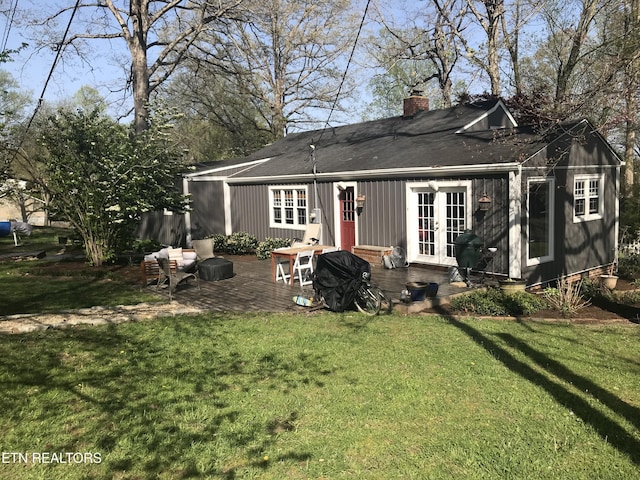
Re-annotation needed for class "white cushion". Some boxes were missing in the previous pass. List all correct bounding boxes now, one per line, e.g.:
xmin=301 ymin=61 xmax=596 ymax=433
xmin=168 ymin=247 xmax=184 ymax=267
xmin=183 ymin=251 xmax=197 ymax=262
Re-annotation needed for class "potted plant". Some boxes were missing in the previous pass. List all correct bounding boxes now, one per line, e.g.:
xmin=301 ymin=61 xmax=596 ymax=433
xmin=498 ymin=278 xmax=527 ymax=294
xmin=599 ymin=274 xmax=618 ymax=290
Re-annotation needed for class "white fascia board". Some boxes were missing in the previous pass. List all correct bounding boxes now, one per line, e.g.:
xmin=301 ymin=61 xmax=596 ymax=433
xmin=226 ymin=162 xmax=521 ymax=184
xmin=456 ymin=99 xmax=519 ymax=133
xmin=184 ymin=158 xmax=271 ymax=178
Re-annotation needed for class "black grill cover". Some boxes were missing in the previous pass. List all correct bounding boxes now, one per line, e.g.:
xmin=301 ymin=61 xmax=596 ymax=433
xmin=313 ymin=250 xmax=371 ymax=312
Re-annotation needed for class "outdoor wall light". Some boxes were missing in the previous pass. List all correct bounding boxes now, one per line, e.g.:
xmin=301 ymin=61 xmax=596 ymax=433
xmin=356 ymin=194 xmax=366 ymax=209
xmin=478 ymin=193 xmax=492 ymax=211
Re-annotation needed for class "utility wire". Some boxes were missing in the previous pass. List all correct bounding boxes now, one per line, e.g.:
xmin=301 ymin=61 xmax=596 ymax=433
xmin=13 ymin=0 xmax=81 ymax=156
xmin=317 ymin=0 xmax=371 ymax=143
xmin=1 ymin=0 xmax=20 ymax=53
xmin=311 ymin=0 xmax=371 ymax=245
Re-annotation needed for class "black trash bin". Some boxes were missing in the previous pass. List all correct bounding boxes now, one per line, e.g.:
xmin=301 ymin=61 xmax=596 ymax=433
xmin=454 ymin=230 xmax=483 ymax=285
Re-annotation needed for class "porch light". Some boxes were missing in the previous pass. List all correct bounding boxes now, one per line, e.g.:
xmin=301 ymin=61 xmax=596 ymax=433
xmin=478 ymin=193 xmax=492 ymax=211
xmin=356 ymin=194 xmax=366 ymax=208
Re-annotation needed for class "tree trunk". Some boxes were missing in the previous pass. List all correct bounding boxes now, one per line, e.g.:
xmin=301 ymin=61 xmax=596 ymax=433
xmin=623 ymin=0 xmax=640 ymax=195
xmin=485 ymin=0 xmax=503 ymax=96
xmin=554 ymin=0 xmax=598 ymax=110
xmin=130 ymin=0 xmax=150 ymax=133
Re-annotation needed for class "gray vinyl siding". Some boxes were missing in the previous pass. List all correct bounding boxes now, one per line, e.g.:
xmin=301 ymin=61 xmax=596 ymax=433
xmin=354 ymin=176 xmax=510 ymax=276
xmin=520 ymin=129 xmax=620 ymax=285
xmin=136 ymin=210 xmax=186 ymax=246
xmin=471 ymin=175 xmax=510 ymax=276
xmin=230 ymin=182 xmax=334 ymax=242
xmin=356 ymin=179 xmax=407 ymax=248
xmin=188 ymin=180 xmax=226 ymax=239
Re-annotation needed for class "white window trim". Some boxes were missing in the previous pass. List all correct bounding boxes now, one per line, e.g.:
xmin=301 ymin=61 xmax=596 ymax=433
xmin=573 ymin=173 xmax=604 ymax=223
xmin=526 ymin=176 xmax=555 ymax=266
xmin=268 ymin=185 xmax=308 ymax=230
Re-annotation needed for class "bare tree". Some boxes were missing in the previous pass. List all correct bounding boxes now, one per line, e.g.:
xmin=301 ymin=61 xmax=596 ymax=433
xmin=619 ymin=0 xmax=640 ymax=194
xmin=462 ymin=0 xmax=505 ymax=96
xmin=500 ymin=0 xmax=545 ymax=96
xmin=370 ymin=0 xmax=463 ymax=108
xmin=545 ymin=0 xmax=601 ymax=109
xmin=177 ymin=0 xmax=358 ymax=139
xmin=25 ymin=0 xmax=245 ymax=133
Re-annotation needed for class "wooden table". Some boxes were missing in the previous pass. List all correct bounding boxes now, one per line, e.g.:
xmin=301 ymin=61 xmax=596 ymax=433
xmin=271 ymin=245 xmax=334 ymax=285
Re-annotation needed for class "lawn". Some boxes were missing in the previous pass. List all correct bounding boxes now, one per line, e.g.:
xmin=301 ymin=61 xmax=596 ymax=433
xmin=0 ymin=227 xmax=159 ymax=314
xmin=0 ymin=312 xmax=638 ymax=479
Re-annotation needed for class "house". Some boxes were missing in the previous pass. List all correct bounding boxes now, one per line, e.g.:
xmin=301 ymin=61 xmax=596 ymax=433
xmin=0 ymin=179 xmax=47 ymax=226
xmin=142 ymin=96 xmax=622 ymax=287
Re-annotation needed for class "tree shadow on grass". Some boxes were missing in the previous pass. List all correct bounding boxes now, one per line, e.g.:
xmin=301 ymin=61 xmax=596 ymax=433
xmin=436 ymin=306 xmax=640 ymax=465
xmin=0 ymin=317 xmax=326 ymax=478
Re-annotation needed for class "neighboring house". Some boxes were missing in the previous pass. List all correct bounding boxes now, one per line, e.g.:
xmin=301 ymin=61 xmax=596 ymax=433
xmin=141 ymin=96 xmax=622 ymax=287
xmin=0 ymin=179 xmax=47 ymax=226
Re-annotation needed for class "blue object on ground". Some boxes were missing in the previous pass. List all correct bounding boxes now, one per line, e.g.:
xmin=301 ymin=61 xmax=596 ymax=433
xmin=0 ymin=221 xmax=11 ymax=237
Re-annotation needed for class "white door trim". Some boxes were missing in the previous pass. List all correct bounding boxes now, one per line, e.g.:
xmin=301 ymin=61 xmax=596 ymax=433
xmin=406 ymin=180 xmax=473 ymax=265
xmin=333 ymin=181 xmax=358 ymax=250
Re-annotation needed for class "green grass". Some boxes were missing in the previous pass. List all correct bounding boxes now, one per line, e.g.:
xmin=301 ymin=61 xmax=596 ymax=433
xmin=0 ymin=225 xmax=75 ymax=255
xmin=0 ymin=227 xmax=159 ymax=314
xmin=0 ymin=313 xmax=638 ymax=479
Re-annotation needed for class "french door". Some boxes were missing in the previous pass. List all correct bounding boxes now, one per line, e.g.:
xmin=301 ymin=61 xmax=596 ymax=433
xmin=408 ymin=182 xmax=471 ymax=265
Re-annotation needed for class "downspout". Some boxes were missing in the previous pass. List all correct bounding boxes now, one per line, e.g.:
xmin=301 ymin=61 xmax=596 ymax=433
xmin=508 ymin=166 xmax=522 ymax=279
xmin=183 ymin=177 xmax=193 ymax=246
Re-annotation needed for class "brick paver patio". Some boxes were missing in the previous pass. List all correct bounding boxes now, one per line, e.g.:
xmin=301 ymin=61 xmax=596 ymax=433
xmin=155 ymin=255 xmax=474 ymax=313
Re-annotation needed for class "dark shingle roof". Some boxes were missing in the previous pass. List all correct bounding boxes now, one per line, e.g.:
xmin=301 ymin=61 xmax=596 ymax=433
xmin=202 ymin=100 xmax=548 ymax=181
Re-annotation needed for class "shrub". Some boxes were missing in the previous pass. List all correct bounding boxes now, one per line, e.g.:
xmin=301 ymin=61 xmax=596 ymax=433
xmin=256 ymin=238 xmax=291 ymax=260
xmin=543 ymin=277 xmax=590 ymax=317
xmin=210 ymin=234 xmax=227 ymax=253
xmin=617 ymin=253 xmax=640 ymax=280
xmin=130 ymin=239 xmax=162 ymax=253
xmin=450 ymin=288 xmax=547 ymax=316
xmin=580 ymin=278 xmax=613 ymax=301
xmin=216 ymin=232 xmax=258 ymax=255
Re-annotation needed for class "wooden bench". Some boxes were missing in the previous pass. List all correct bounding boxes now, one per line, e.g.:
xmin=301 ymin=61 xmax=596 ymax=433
xmin=351 ymin=245 xmax=393 ymax=266
xmin=140 ymin=249 xmax=196 ymax=287
xmin=141 ymin=259 xmax=177 ymax=287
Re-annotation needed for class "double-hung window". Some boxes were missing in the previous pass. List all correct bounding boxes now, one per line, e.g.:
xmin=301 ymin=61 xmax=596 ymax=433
xmin=574 ymin=174 xmax=603 ymax=222
xmin=270 ymin=186 xmax=307 ymax=228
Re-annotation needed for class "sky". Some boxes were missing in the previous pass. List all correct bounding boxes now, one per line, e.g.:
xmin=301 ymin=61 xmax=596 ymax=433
xmin=0 ymin=0 xmax=389 ymax=127
xmin=1 ymin=0 xmax=132 ymax=119
xmin=0 ymin=0 xmax=504 ymax=128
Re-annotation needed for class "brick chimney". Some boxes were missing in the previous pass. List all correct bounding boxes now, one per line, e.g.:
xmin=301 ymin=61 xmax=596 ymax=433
xmin=403 ymin=90 xmax=429 ymax=117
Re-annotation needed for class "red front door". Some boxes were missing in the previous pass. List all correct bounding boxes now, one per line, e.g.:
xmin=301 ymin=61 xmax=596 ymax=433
xmin=340 ymin=187 xmax=356 ymax=251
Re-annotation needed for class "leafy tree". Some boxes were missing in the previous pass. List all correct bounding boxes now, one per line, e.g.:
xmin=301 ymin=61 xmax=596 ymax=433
xmin=0 ymin=69 xmax=31 ymax=181
xmin=36 ymin=107 xmax=189 ymax=265
xmin=164 ymin=72 xmax=275 ymax=161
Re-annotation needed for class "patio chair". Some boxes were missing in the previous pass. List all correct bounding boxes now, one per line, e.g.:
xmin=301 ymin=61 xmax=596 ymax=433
xmin=157 ymin=257 xmax=200 ymax=301
xmin=321 ymin=246 xmax=339 ymax=254
xmin=293 ymin=249 xmax=315 ymax=286
xmin=291 ymin=223 xmax=322 ymax=247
